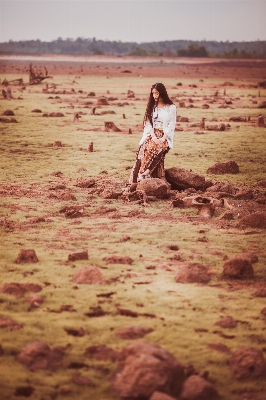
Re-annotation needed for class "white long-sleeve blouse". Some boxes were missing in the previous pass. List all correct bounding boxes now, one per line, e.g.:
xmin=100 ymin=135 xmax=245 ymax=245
xmin=139 ymin=104 xmax=177 ymax=149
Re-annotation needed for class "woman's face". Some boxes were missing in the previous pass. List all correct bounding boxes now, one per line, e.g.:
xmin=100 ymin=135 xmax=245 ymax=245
xmin=152 ymin=88 xmax=160 ymax=102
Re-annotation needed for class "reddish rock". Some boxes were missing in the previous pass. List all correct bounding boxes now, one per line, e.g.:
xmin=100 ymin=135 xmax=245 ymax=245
xmin=234 ymin=189 xmax=253 ymax=200
xmin=207 ymin=160 xmax=239 ymax=175
xmin=17 ymin=341 xmax=64 ymax=371
xmin=0 ymin=317 xmax=22 ymax=331
xmin=116 ymin=326 xmax=153 ymax=340
xmin=235 ymin=252 xmax=258 ymax=264
xmin=65 ymin=327 xmax=85 ymax=337
xmin=175 ymin=263 xmax=210 ymax=284
xmin=150 ymin=391 xmax=177 ymax=400
xmin=111 ymin=341 xmax=184 ymax=398
xmin=97 ymin=97 xmax=109 ymax=105
xmin=16 ymin=249 xmax=38 ymax=264
xmin=238 ymin=212 xmax=266 ymax=229
xmin=3 ymin=109 xmax=15 ymax=116
xmin=229 ymin=346 xmax=266 ymax=379
xmin=75 ymin=179 xmax=95 ymax=188
xmin=31 ymin=109 xmax=42 ymax=113
xmin=223 ymin=256 xmax=254 ymax=279
xmin=261 ymin=307 xmax=266 ymax=317
xmin=21 ymin=283 xmax=42 ymax=293
xmin=85 ymin=344 xmax=119 ymax=362
xmin=72 ymin=266 xmax=106 ymax=284
xmin=14 ymin=387 xmax=35 ymax=397
xmin=49 ymin=112 xmax=64 ymax=117
xmin=252 ymin=288 xmax=266 ymax=298
xmin=207 ymin=343 xmax=231 ymax=354
xmin=180 ymin=375 xmax=219 ymax=400
xmin=25 ymin=294 xmax=43 ymax=308
xmin=0 ymin=282 xmax=26 ymax=297
xmin=137 ymin=178 xmax=169 ymax=199
xmin=103 ymin=255 xmax=133 ymax=265
xmin=53 ymin=141 xmax=63 ymax=147
xmin=68 ymin=251 xmax=88 ymax=262
xmin=165 ymin=167 xmax=206 ymax=191
xmin=214 ymin=316 xmax=237 ymax=329
xmin=218 ymin=211 xmax=234 ymax=220
xmin=72 ymin=375 xmax=95 ymax=386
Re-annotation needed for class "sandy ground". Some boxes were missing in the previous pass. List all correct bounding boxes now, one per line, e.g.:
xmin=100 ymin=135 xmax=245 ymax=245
xmin=1 ymin=54 xmax=266 ymax=79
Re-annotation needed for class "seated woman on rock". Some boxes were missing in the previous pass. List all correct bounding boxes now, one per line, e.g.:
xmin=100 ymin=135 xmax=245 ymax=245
xmin=129 ymin=83 xmax=177 ymax=184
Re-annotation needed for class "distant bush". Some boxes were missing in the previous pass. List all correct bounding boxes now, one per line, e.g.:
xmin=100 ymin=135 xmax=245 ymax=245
xmin=177 ymin=43 xmax=209 ymax=57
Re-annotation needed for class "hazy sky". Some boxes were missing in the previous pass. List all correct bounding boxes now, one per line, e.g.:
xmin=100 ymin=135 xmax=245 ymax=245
xmin=0 ymin=0 xmax=266 ymax=43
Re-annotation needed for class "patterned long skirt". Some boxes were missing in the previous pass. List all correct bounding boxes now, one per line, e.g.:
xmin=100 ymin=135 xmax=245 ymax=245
xmin=129 ymin=129 xmax=169 ymax=184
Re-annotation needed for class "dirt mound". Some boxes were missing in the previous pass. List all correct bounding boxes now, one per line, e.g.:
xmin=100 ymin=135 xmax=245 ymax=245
xmin=0 ymin=282 xmax=42 ymax=297
xmin=175 ymin=262 xmax=210 ymax=284
xmin=0 ymin=317 xmax=22 ymax=331
xmin=214 ymin=316 xmax=237 ymax=329
xmin=180 ymin=374 xmax=219 ymax=400
xmin=2 ymin=109 xmax=15 ymax=116
xmin=238 ymin=212 xmax=266 ymax=229
xmin=229 ymin=346 xmax=266 ymax=379
xmin=103 ymin=255 xmax=133 ymax=265
xmin=111 ymin=341 xmax=184 ymax=398
xmin=223 ymin=256 xmax=254 ymax=279
xmin=68 ymin=251 xmax=88 ymax=261
xmin=17 ymin=341 xmax=64 ymax=371
xmin=16 ymin=249 xmax=38 ymax=264
xmin=165 ymin=167 xmax=206 ymax=191
xmin=85 ymin=344 xmax=119 ymax=362
xmin=72 ymin=266 xmax=106 ymax=284
xmin=116 ymin=325 xmax=153 ymax=339
xmin=207 ymin=160 xmax=239 ymax=174
xmin=137 ymin=178 xmax=169 ymax=199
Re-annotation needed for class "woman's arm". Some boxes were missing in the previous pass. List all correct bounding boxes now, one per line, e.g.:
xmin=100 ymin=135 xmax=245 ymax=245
xmin=139 ymin=119 xmax=153 ymax=145
xmin=160 ymin=104 xmax=176 ymax=145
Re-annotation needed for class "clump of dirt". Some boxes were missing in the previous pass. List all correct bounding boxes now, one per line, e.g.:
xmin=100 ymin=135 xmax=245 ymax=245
xmin=16 ymin=249 xmax=38 ymax=264
xmin=115 ymin=325 xmax=153 ymax=339
xmin=16 ymin=341 xmax=64 ymax=371
xmin=207 ymin=160 xmax=239 ymax=175
xmin=72 ymin=266 xmax=106 ymax=284
xmin=175 ymin=262 xmax=210 ymax=284
xmin=229 ymin=346 xmax=266 ymax=379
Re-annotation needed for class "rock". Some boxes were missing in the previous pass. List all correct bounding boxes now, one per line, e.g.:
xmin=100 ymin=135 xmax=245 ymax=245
xmin=180 ymin=375 xmax=219 ymax=400
xmin=72 ymin=266 xmax=106 ymax=284
xmin=49 ymin=112 xmax=64 ymax=117
xmin=234 ymin=189 xmax=253 ymax=200
xmin=257 ymin=115 xmax=265 ymax=127
xmin=214 ymin=316 xmax=237 ymax=329
xmin=116 ymin=326 xmax=153 ymax=339
xmin=75 ymin=179 xmax=95 ymax=188
xmin=53 ymin=141 xmax=63 ymax=147
xmin=21 ymin=283 xmax=42 ymax=293
xmin=252 ymin=288 xmax=266 ymax=298
xmin=175 ymin=262 xmax=210 ymax=284
xmin=137 ymin=178 xmax=169 ymax=199
xmin=0 ymin=317 xmax=22 ymax=331
xmin=25 ymin=294 xmax=43 ymax=308
xmin=111 ymin=341 xmax=184 ymax=398
xmin=100 ymin=189 xmax=121 ymax=199
xmin=165 ymin=167 xmax=206 ymax=191
xmin=0 ymin=117 xmax=18 ymax=123
xmin=229 ymin=346 xmax=266 ymax=379
xmin=261 ymin=307 xmax=266 ymax=317
xmin=238 ymin=212 xmax=266 ymax=229
xmin=68 ymin=251 xmax=88 ymax=261
xmin=31 ymin=109 xmax=42 ymax=113
xmin=258 ymin=101 xmax=266 ymax=108
xmin=150 ymin=391 xmax=177 ymax=400
xmin=17 ymin=341 xmax=64 ymax=371
xmin=16 ymin=249 xmax=38 ymax=264
xmin=235 ymin=252 xmax=258 ymax=264
xmin=218 ymin=211 xmax=234 ymax=220
xmin=0 ymin=282 xmax=42 ymax=297
xmin=104 ymin=121 xmax=121 ymax=132
xmin=85 ymin=344 xmax=119 ymax=362
xmin=72 ymin=375 xmax=95 ymax=386
xmin=207 ymin=161 xmax=239 ymax=175
xmin=103 ymin=255 xmax=133 ymax=265
xmin=229 ymin=116 xmax=246 ymax=122
xmin=97 ymin=97 xmax=109 ymax=105
xmin=223 ymin=256 xmax=254 ymax=279
xmin=3 ymin=109 xmax=15 ymax=116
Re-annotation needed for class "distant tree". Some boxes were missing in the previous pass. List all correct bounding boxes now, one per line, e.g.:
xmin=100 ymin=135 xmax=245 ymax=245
xmin=177 ymin=43 xmax=208 ymax=57
xmin=128 ymin=47 xmax=147 ymax=56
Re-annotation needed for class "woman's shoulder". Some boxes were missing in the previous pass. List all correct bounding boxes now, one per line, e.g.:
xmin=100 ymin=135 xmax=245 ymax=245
xmin=166 ymin=103 xmax=176 ymax=111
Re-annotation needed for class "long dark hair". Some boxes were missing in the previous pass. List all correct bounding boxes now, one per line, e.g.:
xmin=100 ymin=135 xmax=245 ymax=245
xmin=143 ymin=82 xmax=173 ymax=127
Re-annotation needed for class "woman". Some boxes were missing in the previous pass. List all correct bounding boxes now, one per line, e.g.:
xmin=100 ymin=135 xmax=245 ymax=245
xmin=129 ymin=83 xmax=176 ymax=184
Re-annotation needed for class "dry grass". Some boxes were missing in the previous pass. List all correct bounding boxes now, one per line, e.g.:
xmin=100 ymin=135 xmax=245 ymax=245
xmin=0 ymin=66 xmax=266 ymax=400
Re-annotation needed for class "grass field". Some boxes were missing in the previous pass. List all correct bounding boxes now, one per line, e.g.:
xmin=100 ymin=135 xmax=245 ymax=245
xmin=1 ymin=63 xmax=266 ymax=400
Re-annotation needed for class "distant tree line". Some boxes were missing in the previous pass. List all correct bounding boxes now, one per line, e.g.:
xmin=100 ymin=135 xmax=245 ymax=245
xmin=0 ymin=37 xmax=265 ymax=58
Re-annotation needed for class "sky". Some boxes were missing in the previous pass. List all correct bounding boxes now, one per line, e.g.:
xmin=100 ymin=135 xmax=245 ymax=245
xmin=0 ymin=0 xmax=266 ymax=44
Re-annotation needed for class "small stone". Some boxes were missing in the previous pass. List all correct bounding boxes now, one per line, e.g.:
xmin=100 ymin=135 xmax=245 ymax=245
xmin=229 ymin=346 xmax=266 ymax=379
xmin=214 ymin=316 xmax=237 ymax=329
xmin=16 ymin=249 xmax=38 ymax=264
xmin=68 ymin=251 xmax=88 ymax=261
